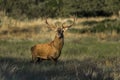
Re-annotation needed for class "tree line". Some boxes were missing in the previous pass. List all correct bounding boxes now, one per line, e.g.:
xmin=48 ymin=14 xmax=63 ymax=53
xmin=0 ymin=0 xmax=120 ymax=19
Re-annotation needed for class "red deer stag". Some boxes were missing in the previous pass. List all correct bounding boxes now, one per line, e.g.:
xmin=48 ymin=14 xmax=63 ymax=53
xmin=31 ymin=18 xmax=75 ymax=64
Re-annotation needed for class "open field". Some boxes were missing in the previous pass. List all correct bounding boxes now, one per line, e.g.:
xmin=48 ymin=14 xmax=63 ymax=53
xmin=0 ymin=16 xmax=120 ymax=80
xmin=0 ymin=37 xmax=120 ymax=80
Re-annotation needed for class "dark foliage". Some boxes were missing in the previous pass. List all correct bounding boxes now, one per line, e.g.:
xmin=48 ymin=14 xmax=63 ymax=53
xmin=69 ymin=19 xmax=120 ymax=34
xmin=0 ymin=0 xmax=120 ymax=19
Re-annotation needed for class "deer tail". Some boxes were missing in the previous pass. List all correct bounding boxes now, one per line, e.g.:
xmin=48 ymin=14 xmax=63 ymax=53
xmin=31 ymin=46 xmax=35 ymax=52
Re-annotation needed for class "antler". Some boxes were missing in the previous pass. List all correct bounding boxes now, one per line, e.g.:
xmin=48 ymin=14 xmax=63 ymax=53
xmin=62 ymin=17 xmax=76 ymax=29
xmin=45 ymin=19 xmax=57 ymax=30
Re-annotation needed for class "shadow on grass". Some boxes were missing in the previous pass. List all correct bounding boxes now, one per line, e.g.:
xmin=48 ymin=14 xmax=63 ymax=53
xmin=0 ymin=57 xmax=113 ymax=80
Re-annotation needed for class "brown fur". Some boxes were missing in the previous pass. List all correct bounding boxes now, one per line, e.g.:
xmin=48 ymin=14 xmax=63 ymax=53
xmin=31 ymin=32 xmax=64 ymax=63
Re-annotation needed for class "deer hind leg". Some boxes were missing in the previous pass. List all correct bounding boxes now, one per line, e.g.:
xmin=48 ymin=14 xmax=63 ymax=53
xmin=36 ymin=58 xmax=43 ymax=63
xmin=31 ymin=54 xmax=38 ymax=63
xmin=32 ymin=54 xmax=42 ymax=63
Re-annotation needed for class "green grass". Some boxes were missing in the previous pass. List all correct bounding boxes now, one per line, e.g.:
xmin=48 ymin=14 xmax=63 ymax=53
xmin=0 ymin=37 xmax=120 ymax=80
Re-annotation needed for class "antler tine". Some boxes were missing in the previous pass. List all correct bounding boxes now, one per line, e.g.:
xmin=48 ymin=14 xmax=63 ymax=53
xmin=45 ymin=18 xmax=57 ymax=30
xmin=62 ymin=22 xmax=66 ymax=28
xmin=62 ymin=17 xmax=76 ymax=28
xmin=45 ymin=18 xmax=50 ymax=26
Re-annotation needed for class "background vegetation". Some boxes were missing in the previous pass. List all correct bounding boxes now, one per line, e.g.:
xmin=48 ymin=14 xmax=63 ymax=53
xmin=0 ymin=0 xmax=120 ymax=19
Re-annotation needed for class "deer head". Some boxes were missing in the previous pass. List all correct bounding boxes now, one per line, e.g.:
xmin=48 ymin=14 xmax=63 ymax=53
xmin=45 ymin=17 xmax=76 ymax=39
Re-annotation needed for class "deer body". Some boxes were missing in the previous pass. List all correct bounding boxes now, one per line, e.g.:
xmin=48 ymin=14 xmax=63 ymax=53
xmin=31 ymin=17 xmax=75 ymax=63
xmin=31 ymin=34 xmax=64 ymax=62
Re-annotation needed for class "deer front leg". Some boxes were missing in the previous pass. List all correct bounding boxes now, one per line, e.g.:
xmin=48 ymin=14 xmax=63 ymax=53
xmin=48 ymin=56 xmax=57 ymax=65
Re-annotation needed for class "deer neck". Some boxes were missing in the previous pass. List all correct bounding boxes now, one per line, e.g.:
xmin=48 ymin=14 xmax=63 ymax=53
xmin=53 ymin=35 xmax=64 ymax=51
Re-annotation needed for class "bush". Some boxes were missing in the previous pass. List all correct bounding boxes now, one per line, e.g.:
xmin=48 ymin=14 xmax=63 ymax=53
xmin=0 ymin=0 xmax=120 ymax=19
xmin=74 ymin=19 xmax=120 ymax=34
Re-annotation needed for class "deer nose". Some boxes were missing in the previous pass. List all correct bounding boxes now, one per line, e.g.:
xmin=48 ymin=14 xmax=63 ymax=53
xmin=57 ymin=33 xmax=63 ymax=39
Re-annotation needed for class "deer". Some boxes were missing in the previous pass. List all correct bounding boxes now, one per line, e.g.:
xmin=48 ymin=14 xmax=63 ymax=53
xmin=31 ymin=17 xmax=75 ymax=64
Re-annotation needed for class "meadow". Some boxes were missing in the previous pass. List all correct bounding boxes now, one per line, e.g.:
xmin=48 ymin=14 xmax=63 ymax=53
xmin=0 ymin=16 xmax=120 ymax=80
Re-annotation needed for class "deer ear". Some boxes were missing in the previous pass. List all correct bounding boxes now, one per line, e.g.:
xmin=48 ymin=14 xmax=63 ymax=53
xmin=62 ymin=27 xmax=69 ymax=32
xmin=54 ymin=28 xmax=58 ymax=32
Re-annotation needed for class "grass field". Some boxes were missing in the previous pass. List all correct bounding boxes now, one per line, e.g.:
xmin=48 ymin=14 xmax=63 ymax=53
xmin=0 ymin=16 xmax=120 ymax=80
xmin=0 ymin=37 xmax=120 ymax=80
